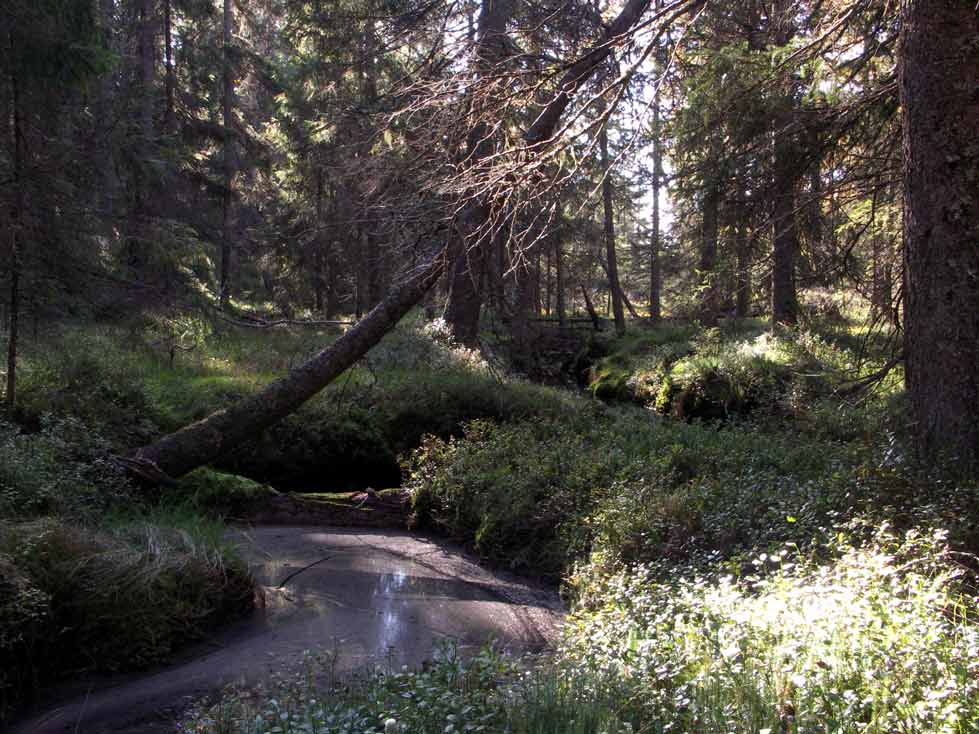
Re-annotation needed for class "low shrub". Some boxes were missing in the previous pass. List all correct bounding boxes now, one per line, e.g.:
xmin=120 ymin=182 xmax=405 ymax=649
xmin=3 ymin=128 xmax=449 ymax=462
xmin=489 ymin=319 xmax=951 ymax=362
xmin=0 ymin=415 xmax=134 ymax=519
xmin=563 ymin=527 xmax=979 ymax=734
xmin=14 ymin=327 xmax=161 ymax=449
xmin=404 ymin=407 xmax=866 ymax=576
xmin=405 ymin=418 xmax=608 ymax=576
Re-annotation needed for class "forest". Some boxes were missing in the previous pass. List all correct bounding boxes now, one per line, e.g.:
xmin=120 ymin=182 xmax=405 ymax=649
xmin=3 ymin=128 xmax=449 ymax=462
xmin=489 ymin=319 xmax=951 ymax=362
xmin=1 ymin=0 xmax=978 ymax=732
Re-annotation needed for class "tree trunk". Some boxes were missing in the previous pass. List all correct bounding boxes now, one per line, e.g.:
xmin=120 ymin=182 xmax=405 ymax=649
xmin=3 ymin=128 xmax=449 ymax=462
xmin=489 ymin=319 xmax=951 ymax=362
xmin=649 ymin=100 xmax=662 ymax=321
xmin=600 ymin=128 xmax=626 ymax=335
xmin=220 ymin=0 xmax=234 ymax=307
xmin=163 ymin=0 xmax=175 ymax=132
xmin=900 ymin=0 xmax=979 ymax=469
xmin=97 ymin=0 xmax=117 ymax=212
xmin=700 ymin=182 xmax=719 ymax=324
xmin=581 ymin=286 xmax=601 ymax=331
xmin=735 ymin=221 xmax=751 ymax=317
xmin=511 ymin=260 xmax=537 ymax=371
xmin=127 ymin=0 xmax=155 ymax=274
xmin=771 ymin=138 xmax=799 ymax=324
xmin=770 ymin=0 xmax=799 ymax=325
xmin=6 ymin=66 xmax=23 ymax=413
xmin=132 ymin=255 xmax=447 ymax=479
xmin=446 ymin=0 xmax=512 ymax=344
xmin=313 ymin=169 xmax=327 ymax=312
xmin=555 ymin=230 xmax=566 ymax=329
xmin=649 ymin=0 xmax=664 ymax=321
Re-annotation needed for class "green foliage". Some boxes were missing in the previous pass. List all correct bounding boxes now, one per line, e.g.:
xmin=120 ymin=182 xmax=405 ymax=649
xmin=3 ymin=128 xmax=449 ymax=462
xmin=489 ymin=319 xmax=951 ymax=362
xmin=562 ymin=528 xmax=979 ymax=734
xmin=0 ymin=415 xmax=133 ymax=518
xmin=404 ymin=401 xmax=877 ymax=576
xmin=182 ymin=643 xmax=637 ymax=734
xmin=405 ymin=417 xmax=608 ymax=576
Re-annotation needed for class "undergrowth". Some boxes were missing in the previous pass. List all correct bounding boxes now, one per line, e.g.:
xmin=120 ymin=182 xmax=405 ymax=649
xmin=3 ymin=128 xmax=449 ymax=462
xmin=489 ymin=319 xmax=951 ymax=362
xmin=180 ymin=529 xmax=979 ymax=733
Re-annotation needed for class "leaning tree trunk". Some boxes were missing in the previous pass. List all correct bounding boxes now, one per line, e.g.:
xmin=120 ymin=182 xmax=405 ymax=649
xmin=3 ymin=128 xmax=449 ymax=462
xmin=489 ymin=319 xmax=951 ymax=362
xmin=900 ymin=0 xmax=979 ymax=469
xmin=132 ymin=255 xmax=447 ymax=479
xmin=130 ymin=0 xmax=666 ymax=480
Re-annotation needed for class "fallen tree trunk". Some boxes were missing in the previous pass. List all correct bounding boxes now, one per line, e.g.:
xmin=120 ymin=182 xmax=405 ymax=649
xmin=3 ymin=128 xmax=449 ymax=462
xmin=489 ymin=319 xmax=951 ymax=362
xmin=130 ymin=254 xmax=446 ymax=480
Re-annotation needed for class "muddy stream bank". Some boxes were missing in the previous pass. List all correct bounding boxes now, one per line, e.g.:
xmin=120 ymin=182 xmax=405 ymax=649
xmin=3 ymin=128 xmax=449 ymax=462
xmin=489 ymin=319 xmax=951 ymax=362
xmin=12 ymin=526 xmax=564 ymax=734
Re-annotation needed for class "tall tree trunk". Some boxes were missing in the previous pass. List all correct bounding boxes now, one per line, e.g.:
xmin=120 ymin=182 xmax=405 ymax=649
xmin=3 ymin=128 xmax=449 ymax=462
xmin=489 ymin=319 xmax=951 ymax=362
xmin=511 ymin=260 xmax=537 ymax=370
xmin=219 ymin=0 xmax=234 ymax=307
xmin=600 ymin=127 xmax=626 ymax=335
xmin=770 ymin=0 xmax=799 ymax=325
xmin=6 ymin=65 xmax=22 ymax=413
xmin=128 ymin=0 xmax=155 ymax=274
xmin=163 ymin=0 xmax=175 ymax=132
xmin=313 ymin=169 xmax=327 ymax=312
xmin=900 ymin=0 xmax=979 ymax=469
xmin=649 ymin=93 xmax=662 ymax=321
xmin=735 ymin=221 xmax=751 ymax=318
xmin=771 ymin=140 xmax=799 ymax=324
xmin=700 ymin=182 xmax=719 ymax=324
xmin=97 ymin=0 xmax=117 ymax=212
xmin=446 ymin=0 xmax=513 ymax=344
xmin=555 ymin=230 xmax=566 ymax=329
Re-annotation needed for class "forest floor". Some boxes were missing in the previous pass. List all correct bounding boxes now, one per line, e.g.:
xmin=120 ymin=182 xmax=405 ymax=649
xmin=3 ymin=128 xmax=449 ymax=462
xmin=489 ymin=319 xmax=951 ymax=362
xmin=2 ymin=305 xmax=978 ymax=733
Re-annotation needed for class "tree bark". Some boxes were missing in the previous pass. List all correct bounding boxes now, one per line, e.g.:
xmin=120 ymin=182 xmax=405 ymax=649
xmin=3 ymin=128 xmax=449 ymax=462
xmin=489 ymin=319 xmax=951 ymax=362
xmin=5 ymin=64 xmax=23 ymax=413
xmin=580 ymin=286 xmax=602 ymax=331
xmin=163 ymin=0 xmax=175 ymax=132
xmin=735 ymin=221 xmax=751 ymax=318
xmin=900 ymin=0 xmax=979 ymax=469
xmin=649 ymin=94 xmax=662 ymax=321
xmin=770 ymin=0 xmax=799 ymax=325
xmin=446 ymin=0 xmax=512 ymax=344
xmin=555 ymin=229 xmax=566 ymax=329
xmin=699 ymin=181 xmax=719 ymax=324
xmin=771 ymin=138 xmax=799 ymax=324
xmin=600 ymin=128 xmax=627 ymax=335
xmin=220 ymin=0 xmax=234 ymax=307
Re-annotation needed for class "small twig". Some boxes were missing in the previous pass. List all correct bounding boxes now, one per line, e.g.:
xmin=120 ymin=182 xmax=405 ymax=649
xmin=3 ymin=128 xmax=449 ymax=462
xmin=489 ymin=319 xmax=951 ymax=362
xmin=276 ymin=555 xmax=334 ymax=588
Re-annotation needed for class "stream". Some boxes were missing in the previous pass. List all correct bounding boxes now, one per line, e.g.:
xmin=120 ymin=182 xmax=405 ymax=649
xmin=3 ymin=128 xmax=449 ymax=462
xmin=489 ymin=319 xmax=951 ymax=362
xmin=12 ymin=526 xmax=564 ymax=734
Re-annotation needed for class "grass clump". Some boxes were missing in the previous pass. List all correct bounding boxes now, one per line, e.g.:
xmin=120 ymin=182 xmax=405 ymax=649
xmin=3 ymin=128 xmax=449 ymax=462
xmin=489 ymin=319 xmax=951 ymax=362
xmin=0 ymin=517 xmax=253 ymax=720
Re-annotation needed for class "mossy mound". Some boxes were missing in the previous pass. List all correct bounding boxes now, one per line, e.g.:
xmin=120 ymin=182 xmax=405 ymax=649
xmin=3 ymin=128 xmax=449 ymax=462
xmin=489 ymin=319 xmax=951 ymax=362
xmin=167 ymin=467 xmax=277 ymax=516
